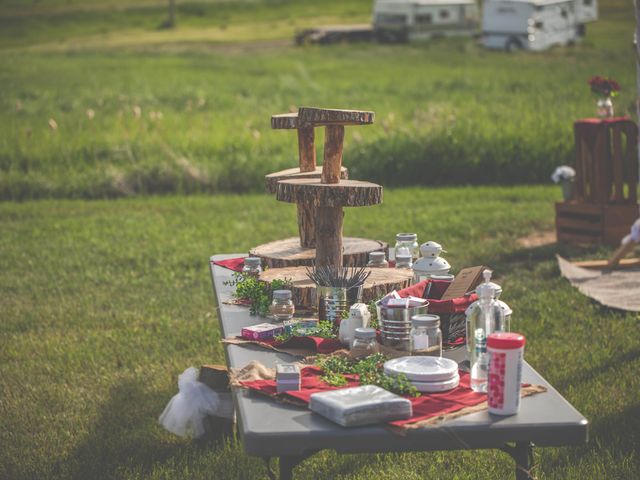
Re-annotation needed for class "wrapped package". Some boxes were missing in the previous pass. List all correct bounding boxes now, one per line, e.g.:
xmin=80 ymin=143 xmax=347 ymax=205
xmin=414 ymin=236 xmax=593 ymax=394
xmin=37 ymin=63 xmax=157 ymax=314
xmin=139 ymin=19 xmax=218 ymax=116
xmin=159 ymin=367 xmax=234 ymax=439
xmin=309 ymin=385 xmax=412 ymax=427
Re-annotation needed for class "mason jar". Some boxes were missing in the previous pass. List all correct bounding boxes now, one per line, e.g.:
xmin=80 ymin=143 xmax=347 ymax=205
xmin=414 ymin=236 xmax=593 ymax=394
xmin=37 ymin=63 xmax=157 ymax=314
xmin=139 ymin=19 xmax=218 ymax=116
xmin=350 ymin=327 xmax=380 ymax=358
xmin=242 ymin=257 xmax=263 ymax=278
xmin=270 ymin=290 xmax=295 ymax=321
xmin=410 ymin=314 xmax=442 ymax=357
xmin=367 ymin=251 xmax=389 ymax=268
xmin=395 ymin=233 xmax=419 ymax=261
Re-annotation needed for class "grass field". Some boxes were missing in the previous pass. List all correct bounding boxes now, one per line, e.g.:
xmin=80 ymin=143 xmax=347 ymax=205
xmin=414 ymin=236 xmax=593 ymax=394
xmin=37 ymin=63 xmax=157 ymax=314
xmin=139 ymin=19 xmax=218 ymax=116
xmin=1 ymin=0 xmax=639 ymax=479
xmin=0 ymin=0 xmax=636 ymax=199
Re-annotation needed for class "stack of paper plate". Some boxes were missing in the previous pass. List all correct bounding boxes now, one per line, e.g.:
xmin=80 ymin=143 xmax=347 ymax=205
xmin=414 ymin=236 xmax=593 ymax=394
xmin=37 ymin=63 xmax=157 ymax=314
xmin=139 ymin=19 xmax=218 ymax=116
xmin=383 ymin=356 xmax=460 ymax=392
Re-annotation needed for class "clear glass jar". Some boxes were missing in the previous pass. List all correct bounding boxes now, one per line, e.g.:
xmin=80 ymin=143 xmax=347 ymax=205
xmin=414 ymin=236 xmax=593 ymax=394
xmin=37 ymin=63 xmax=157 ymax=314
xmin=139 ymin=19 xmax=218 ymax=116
xmin=395 ymin=253 xmax=413 ymax=269
xmin=350 ymin=327 xmax=379 ymax=358
xmin=242 ymin=257 xmax=262 ymax=278
xmin=367 ymin=251 xmax=389 ymax=268
xmin=270 ymin=290 xmax=295 ymax=321
xmin=410 ymin=314 xmax=442 ymax=357
xmin=395 ymin=233 xmax=419 ymax=261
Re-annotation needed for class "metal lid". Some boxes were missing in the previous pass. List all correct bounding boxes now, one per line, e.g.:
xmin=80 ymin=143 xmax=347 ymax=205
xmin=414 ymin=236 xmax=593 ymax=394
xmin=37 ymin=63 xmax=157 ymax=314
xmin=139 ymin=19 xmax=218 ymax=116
xmin=369 ymin=251 xmax=386 ymax=261
xmin=430 ymin=274 xmax=455 ymax=282
xmin=244 ymin=257 xmax=261 ymax=267
xmin=272 ymin=289 xmax=292 ymax=300
xmin=396 ymin=233 xmax=417 ymax=242
xmin=354 ymin=327 xmax=377 ymax=339
xmin=411 ymin=314 xmax=440 ymax=328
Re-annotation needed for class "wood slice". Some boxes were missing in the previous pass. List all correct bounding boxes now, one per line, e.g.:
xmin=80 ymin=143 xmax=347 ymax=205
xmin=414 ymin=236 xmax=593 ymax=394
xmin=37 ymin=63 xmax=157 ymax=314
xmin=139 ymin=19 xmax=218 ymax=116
xmin=265 ymin=166 xmax=348 ymax=194
xmin=276 ymin=178 xmax=383 ymax=207
xmin=298 ymin=107 xmax=374 ymax=126
xmin=250 ymin=237 xmax=387 ymax=268
xmin=271 ymin=113 xmax=298 ymax=129
xmin=258 ymin=265 xmax=413 ymax=308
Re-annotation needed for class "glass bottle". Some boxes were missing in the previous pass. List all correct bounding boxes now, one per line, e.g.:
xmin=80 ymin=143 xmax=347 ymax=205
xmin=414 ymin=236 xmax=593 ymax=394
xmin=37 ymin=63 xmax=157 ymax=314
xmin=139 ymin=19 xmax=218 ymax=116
xmin=395 ymin=233 xmax=420 ymax=261
xmin=410 ymin=314 xmax=442 ymax=357
xmin=367 ymin=251 xmax=389 ymax=268
xmin=350 ymin=327 xmax=379 ymax=358
xmin=242 ymin=257 xmax=262 ymax=278
xmin=270 ymin=290 xmax=295 ymax=321
xmin=467 ymin=270 xmax=505 ymax=392
xmin=395 ymin=253 xmax=413 ymax=269
xmin=470 ymin=328 xmax=489 ymax=392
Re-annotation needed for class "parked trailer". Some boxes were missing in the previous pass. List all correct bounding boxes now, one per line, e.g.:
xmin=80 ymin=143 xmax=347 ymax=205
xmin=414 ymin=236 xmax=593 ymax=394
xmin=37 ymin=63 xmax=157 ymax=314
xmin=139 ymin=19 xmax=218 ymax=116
xmin=373 ymin=0 xmax=479 ymax=42
xmin=482 ymin=0 xmax=598 ymax=52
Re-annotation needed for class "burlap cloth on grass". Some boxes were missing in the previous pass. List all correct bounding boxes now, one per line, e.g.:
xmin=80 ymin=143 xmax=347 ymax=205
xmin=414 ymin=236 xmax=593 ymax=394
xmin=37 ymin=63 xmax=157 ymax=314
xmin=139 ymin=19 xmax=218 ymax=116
xmin=229 ymin=358 xmax=546 ymax=431
xmin=557 ymin=255 xmax=640 ymax=312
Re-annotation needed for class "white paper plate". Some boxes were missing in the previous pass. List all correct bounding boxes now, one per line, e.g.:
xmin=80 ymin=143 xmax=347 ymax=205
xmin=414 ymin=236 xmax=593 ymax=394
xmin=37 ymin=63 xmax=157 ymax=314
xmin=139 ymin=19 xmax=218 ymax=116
xmin=383 ymin=356 xmax=459 ymax=382
xmin=411 ymin=374 xmax=460 ymax=392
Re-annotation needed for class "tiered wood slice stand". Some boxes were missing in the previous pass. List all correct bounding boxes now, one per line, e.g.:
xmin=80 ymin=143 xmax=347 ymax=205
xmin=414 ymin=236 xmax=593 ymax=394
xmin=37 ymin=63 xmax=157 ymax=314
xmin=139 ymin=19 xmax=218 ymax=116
xmin=251 ymin=106 xmax=407 ymax=307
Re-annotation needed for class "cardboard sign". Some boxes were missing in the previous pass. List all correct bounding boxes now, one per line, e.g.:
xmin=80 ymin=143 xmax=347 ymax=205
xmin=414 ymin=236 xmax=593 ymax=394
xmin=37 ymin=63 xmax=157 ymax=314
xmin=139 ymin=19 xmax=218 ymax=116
xmin=441 ymin=266 xmax=487 ymax=300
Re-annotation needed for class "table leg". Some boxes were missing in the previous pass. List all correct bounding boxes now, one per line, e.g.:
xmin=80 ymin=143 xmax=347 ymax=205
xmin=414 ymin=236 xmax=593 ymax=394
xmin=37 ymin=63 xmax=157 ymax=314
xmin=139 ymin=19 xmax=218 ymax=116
xmin=276 ymin=451 xmax=319 ymax=480
xmin=501 ymin=442 xmax=535 ymax=480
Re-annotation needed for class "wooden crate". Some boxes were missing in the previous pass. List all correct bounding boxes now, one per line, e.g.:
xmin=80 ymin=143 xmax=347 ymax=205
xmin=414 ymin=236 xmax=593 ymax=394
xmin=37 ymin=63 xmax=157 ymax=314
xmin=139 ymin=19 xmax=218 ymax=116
xmin=555 ymin=202 xmax=638 ymax=245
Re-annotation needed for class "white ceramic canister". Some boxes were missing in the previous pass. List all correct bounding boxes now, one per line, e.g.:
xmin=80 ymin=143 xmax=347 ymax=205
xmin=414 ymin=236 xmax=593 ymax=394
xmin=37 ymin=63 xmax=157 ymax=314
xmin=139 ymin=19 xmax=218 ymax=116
xmin=339 ymin=303 xmax=371 ymax=347
xmin=487 ymin=332 xmax=526 ymax=416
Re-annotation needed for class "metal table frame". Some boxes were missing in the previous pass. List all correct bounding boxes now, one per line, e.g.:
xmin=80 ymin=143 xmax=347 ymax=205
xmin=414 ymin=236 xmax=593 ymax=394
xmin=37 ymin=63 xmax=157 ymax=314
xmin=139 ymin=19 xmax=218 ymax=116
xmin=210 ymin=254 xmax=588 ymax=480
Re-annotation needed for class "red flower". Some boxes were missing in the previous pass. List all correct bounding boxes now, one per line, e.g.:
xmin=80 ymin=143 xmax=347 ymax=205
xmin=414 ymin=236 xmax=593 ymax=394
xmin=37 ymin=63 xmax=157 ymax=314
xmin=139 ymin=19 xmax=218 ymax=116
xmin=588 ymin=76 xmax=621 ymax=97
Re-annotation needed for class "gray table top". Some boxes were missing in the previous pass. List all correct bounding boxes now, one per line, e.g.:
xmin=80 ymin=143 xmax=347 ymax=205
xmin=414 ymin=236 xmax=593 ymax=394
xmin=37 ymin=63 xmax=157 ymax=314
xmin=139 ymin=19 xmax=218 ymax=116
xmin=210 ymin=254 xmax=588 ymax=457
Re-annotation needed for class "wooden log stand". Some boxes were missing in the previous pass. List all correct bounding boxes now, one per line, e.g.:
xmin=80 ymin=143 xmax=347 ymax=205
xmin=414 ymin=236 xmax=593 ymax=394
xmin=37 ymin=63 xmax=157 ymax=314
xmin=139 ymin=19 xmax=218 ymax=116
xmin=259 ymin=266 xmax=414 ymax=308
xmin=253 ymin=107 xmax=387 ymax=268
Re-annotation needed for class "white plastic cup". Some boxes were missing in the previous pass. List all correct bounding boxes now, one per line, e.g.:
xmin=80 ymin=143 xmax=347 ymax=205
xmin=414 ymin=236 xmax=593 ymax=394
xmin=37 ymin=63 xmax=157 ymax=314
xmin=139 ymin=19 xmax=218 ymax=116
xmin=487 ymin=332 xmax=526 ymax=416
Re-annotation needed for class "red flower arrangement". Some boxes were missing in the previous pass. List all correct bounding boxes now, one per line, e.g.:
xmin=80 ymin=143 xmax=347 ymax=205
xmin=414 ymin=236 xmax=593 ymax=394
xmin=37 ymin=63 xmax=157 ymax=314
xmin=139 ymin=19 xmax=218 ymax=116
xmin=588 ymin=76 xmax=621 ymax=98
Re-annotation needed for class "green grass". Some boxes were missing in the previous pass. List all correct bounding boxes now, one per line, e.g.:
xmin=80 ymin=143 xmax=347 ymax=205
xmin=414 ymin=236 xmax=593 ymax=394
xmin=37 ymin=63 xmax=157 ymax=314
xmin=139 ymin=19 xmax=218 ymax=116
xmin=0 ymin=0 xmax=635 ymax=199
xmin=1 ymin=187 xmax=639 ymax=479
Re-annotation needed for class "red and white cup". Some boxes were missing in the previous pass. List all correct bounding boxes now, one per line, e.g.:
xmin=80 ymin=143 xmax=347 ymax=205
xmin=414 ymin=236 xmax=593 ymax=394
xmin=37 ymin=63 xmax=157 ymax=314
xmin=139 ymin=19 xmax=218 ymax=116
xmin=487 ymin=332 xmax=526 ymax=416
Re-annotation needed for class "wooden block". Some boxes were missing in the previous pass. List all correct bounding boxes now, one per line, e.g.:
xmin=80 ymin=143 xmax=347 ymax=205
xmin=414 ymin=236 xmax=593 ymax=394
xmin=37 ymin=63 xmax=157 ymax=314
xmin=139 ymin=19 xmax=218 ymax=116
xmin=250 ymin=237 xmax=388 ymax=268
xmin=298 ymin=126 xmax=316 ymax=172
xmin=298 ymin=107 xmax=374 ymax=126
xmin=258 ymin=266 xmax=414 ymax=307
xmin=271 ymin=113 xmax=298 ymax=129
xmin=321 ymin=125 xmax=344 ymax=184
xmin=315 ymin=205 xmax=344 ymax=267
xmin=265 ymin=166 xmax=348 ymax=194
xmin=276 ymin=178 xmax=383 ymax=208
xmin=199 ymin=364 xmax=230 ymax=391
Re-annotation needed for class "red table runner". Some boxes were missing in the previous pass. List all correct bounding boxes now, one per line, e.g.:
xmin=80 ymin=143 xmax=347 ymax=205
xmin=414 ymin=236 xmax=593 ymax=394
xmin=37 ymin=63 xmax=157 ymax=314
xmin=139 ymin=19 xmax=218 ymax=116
xmin=241 ymin=365 xmax=488 ymax=427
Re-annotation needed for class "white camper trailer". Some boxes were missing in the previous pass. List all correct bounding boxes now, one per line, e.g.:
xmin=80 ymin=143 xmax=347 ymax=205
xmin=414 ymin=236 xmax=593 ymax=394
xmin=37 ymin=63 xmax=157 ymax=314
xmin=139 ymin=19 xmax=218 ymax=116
xmin=373 ymin=0 xmax=479 ymax=42
xmin=482 ymin=0 xmax=598 ymax=52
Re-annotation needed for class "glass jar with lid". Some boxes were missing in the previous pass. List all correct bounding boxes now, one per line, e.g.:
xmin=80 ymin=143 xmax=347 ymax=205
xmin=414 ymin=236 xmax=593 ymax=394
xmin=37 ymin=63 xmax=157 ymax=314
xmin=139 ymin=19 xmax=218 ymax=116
xmin=242 ymin=257 xmax=263 ymax=278
xmin=350 ymin=327 xmax=380 ymax=358
xmin=395 ymin=233 xmax=419 ymax=261
xmin=410 ymin=314 xmax=442 ymax=357
xmin=270 ymin=289 xmax=295 ymax=321
xmin=367 ymin=251 xmax=389 ymax=268
xmin=395 ymin=253 xmax=413 ymax=269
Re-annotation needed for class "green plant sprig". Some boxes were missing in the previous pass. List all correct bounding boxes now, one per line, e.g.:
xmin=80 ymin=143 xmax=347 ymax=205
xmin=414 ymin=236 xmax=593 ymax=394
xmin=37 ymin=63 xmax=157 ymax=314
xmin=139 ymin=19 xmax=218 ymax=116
xmin=224 ymin=272 xmax=291 ymax=317
xmin=315 ymin=353 xmax=420 ymax=397
xmin=273 ymin=320 xmax=337 ymax=343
